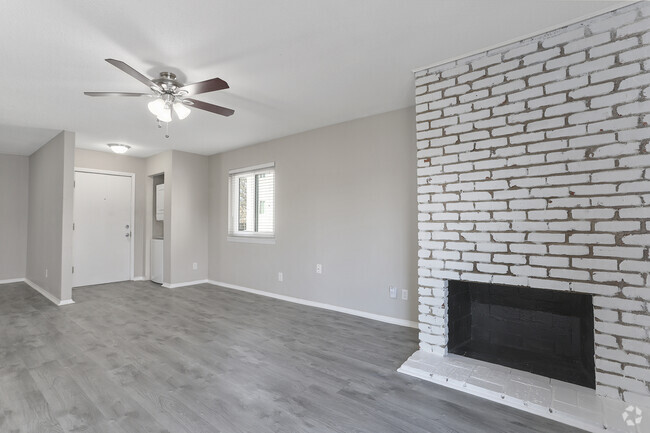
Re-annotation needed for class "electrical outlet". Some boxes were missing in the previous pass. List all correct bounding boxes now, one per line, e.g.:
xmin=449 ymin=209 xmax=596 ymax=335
xmin=192 ymin=262 xmax=198 ymax=270
xmin=402 ymin=289 xmax=408 ymax=300
xmin=316 ymin=264 xmax=322 ymax=274
xmin=389 ymin=286 xmax=397 ymax=299
xmin=278 ymin=272 xmax=283 ymax=282
xmin=45 ymin=268 xmax=48 ymax=278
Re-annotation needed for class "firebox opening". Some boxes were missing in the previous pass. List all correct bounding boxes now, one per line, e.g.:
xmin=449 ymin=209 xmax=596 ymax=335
xmin=447 ymin=280 xmax=595 ymax=389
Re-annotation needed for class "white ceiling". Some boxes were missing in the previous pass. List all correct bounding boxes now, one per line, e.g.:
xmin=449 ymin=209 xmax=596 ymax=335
xmin=0 ymin=0 xmax=627 ymax=157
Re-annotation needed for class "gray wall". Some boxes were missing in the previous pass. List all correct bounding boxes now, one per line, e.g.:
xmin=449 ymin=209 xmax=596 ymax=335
xmin=26 ymin=131 xmax=75 ymax=302
xmin=209 ymin=107 xmax=418 ymax=322
xmin=74 ymin=149 xmax=147 ymax=278
xmin=0 ymin=154 xmax=29 ymax=281
xmin=170 ymin=151 xmax=209 ymax=284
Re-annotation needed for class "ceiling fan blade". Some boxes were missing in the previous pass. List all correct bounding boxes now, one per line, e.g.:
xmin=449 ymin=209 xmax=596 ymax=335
xmin=185 ymin=98 xmax=234 ymax=117
xmin=84 ymin=92 xmax=150 ymax=97
xmin=105 ymin=59 xmax=160 ymax=90
xmin=180 ymin=77 xmax=229 ymax=95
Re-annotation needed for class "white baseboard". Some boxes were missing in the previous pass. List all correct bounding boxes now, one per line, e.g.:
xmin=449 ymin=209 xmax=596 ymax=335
xmin=0 ymin=277 xmax=26 ymax=284
xmin=24 ymin=279 xmax=75 ymax=307
xmin=207 ymin=280 xmax=418 ymax=329
xmin=163 ymin=279 xmax=209 ymax=289
xmin=132 ymin=276 xmax=146 ymax=281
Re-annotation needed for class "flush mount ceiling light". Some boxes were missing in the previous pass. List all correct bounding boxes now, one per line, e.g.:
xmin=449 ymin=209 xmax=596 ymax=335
xmin=108 ymin=143 xmax=131 ymax=154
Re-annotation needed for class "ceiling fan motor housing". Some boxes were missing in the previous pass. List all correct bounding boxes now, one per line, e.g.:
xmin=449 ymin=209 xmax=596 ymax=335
xmin=152 ymin=72 xmax=184 ymax=94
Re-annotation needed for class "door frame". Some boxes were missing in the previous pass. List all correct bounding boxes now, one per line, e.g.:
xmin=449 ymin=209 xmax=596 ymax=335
xmin=74 ymin=167 xmax=136 ymax=282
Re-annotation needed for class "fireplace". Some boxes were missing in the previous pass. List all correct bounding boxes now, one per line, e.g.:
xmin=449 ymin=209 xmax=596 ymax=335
xmin=447 ymin=280 xmax=595 ymax=389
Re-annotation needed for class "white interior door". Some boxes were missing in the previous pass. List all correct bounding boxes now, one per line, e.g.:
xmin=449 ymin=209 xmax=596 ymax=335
xmin=73 ymin=170 xmax=133 ymax=287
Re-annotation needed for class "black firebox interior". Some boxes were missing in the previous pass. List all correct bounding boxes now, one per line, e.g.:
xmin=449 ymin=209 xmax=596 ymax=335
xmin=447 ymin=280 xmax=595 ymax=388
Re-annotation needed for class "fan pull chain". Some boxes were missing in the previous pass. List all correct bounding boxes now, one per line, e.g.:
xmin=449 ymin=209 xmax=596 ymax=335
xmin=165 ymin=122 xmax=170 ymax=139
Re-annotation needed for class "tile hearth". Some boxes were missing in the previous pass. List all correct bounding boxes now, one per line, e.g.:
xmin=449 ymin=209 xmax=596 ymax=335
xmin=399 ymin=351 xmax=649 ymax=433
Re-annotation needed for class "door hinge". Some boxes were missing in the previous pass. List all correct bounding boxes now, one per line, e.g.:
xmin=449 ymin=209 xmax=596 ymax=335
xmin=72 ymin=223 xmax=75 ymax=230
xmin=72 ymin=266 xmax=75 ymax=274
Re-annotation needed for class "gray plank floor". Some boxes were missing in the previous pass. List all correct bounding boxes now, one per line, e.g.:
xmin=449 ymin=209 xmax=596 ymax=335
xmin=0 ymin=281 xmax=584 ymax=433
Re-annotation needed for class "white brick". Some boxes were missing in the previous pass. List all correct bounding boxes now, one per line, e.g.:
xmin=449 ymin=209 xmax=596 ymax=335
xmin=476 ymin=263 xmax=508 ymax=274
xmin=529 ymin=256 xmax=569 ymax=267
xmin=492 ymin=79 xmax=526 ymax=95
xmin=511 ymin=265 xmax=547 ymax=277
xmin=592 ymin=169 xmax=643 ymax=183
xmin=591 ymin=89 xmax=640 ymax=109
xmin=493 ymin=103 xmax=526 ymax=117
xmin=441 ymin=64 xmax=470 ymax=78
xmin=487 ymin=60 xmax=520 ymax=75
xmin=569 ymin=82 xmax=614 ymax=99
xmin=508 ymin=87 xmax=544 ymax=103
xmin=493 ymin=254 xmax=526 ymax=264
xmin=617 ymin=16 xmax=650 ymax=38
xmin=618 ymin=100 xmax=650 ymax=116
xmin=550 ymin=268 xmax=590 ymax=280
xmin=504 ymin=41 xmax=539 ymax=60
xmin=564 ymin=32 xmax=612 ymax=54
xmin=587 ymin=116 xmax=638 ymax=134
xmin=589 ymin=37 xmax=639 ymax=59
xmin=622 ymin=234 xmax=650 ymax=246
xmin=619 ymin=72 xmax=650 ymax=90
xmin=589 ymin=10 xmax=639 ymax=34
xmin=591 ymin=63 xmax=641 ymax=84
xmin=541 ymin=28 xmax=585 ymax=48
xmin=569 ymin=234 xmax=616 ymax=245
xmin=472 ymin=75 xmax=504 ymax=91
xmin=471 ymin=54 xmax=502 ymax=69
xmin=572 ymin=257 xmax=617 ymax=270
xmin=523 ymin=47 xmax=560 ymax=65
xmin=568 ymin=55 xmax=615 ymax=76
xmin=545 ymin=101 xmax=586 ymax=117
xmin=595 ymin=221 xmax=641 ymax=232
xmin=546 ymin=52 xmax=586 ymax=71
xmin=568 ymin=108 xmax=611 ymax=125
xmin=619 ymin=45 xmax=650 ymax=63
xmin=473 ymin=95 xmax=506 ymax=110
xmin=527 ymin=93 xmax=566 ymax=109
xmin=529 ymin=68 xmax=567 ymax=86
xmin=458 ymin=70 xmax=486 ymax=84
xmin=510 ymin=243 xmax=547 ymax=254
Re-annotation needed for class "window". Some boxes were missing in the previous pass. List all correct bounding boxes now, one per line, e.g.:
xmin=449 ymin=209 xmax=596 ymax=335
xmin=228 ymin=163 xmax=275 ymax=239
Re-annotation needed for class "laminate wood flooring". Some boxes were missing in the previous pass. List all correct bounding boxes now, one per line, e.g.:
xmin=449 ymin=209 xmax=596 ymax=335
xmin=0 ymin=281 xmax=584 ymax=433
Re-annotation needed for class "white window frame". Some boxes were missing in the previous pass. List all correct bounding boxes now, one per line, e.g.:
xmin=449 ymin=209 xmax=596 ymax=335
xmin=227 ymin=162 xmax=275 ymax=244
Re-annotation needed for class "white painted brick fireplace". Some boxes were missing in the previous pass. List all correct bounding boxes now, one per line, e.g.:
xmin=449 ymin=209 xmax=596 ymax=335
xmin=400 ymin=3 xmax=650 ymax=432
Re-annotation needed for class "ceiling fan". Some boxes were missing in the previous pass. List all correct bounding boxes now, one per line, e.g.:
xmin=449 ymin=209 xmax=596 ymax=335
xmin=84 ymin=59 xmax=234 ymax=122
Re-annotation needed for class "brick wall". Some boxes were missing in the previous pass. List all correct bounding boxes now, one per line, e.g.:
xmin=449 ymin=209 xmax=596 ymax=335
xmin=414 ymin=3 xmax=649 ymax=406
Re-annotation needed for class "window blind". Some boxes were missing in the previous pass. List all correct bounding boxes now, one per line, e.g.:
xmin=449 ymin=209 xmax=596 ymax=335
xmin=228 ymin=164 xmax=275 ymax=237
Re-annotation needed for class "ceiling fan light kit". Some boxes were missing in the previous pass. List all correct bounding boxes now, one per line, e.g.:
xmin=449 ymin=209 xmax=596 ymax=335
xmin=85 ymin=59 xmax=234 ymax=138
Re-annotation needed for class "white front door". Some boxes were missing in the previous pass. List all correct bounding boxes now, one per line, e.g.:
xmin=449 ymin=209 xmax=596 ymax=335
xmin=73 ymin=170 xmax=132 ymax=287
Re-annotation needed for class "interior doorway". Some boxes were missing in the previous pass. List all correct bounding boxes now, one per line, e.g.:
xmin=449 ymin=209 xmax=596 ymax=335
xmin=73 ymin=169 xmax=134 ymax=287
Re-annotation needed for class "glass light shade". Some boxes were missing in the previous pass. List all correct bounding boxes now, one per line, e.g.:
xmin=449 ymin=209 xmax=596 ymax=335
xmin=173 ymin=102 xmax=191 ymax=120
xmin=157 ymin=107 xmax=172 ymax=123
xmin=148 ymin=98 xmax=166 ymax=116
xmin=108 ymin=144 xmax=130 ymax=154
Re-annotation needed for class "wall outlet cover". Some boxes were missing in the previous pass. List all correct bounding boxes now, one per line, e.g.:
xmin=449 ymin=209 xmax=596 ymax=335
xmin=389 ymin=286 xmax=397 ymax=299
xmin=402 ymin=288 xmax=408 ymax=300
xmin=278 ymin=272 xmax=283 ymax=282
xmin=316 ymin=264 xmax=322 ymax=274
